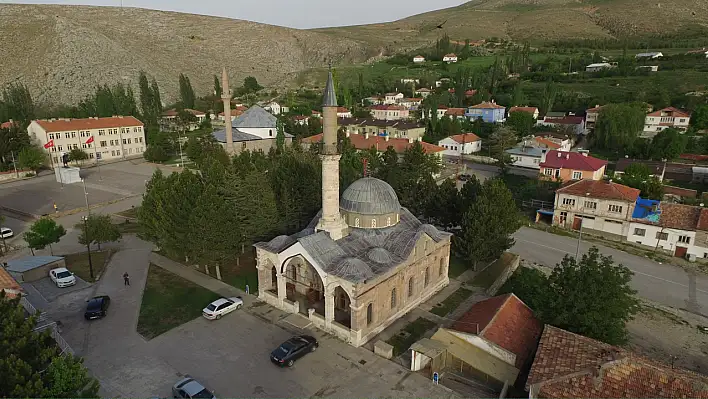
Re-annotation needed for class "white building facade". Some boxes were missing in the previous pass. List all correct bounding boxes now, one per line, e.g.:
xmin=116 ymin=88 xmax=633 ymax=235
xmin=437 ymin=134 xmax=482 ymax=157
xmin=642 ymin=107 xmax=691 ymax=137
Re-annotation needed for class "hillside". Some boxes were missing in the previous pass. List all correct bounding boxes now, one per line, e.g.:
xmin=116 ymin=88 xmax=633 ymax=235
xmin=0 ymin=4 xmax=376 ymax=106
xmin=315 ymin=0 xmax=708 ymax=50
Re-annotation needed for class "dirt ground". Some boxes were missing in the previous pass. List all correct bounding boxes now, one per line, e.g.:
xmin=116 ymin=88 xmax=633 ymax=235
xmin=626 ymin=303 xmax=708 ymax=374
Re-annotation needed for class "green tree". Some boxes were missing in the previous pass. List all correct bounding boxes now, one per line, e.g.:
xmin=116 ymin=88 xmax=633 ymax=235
xmin=2 ymin=82 xmax=35 ymax=127
xmin=23 ymin=218 xmax=66 ymax=255
xmin=143 ymin=145 xmax=170 ymax=163
xmin=0 ymin=123 xmax=31 ymax=166
xmin=425 ymin=179 xmax=461 ymax=230
xmin=178 ymin=73 xmax=196 ymax=109
xmin=616 ymin=163 xmax=663 ymax=199
xmin=593 ymin=103 xmax=646 ymax=153
xmin=76 ymin=214 xmax=122 ymax=250
xmin=17 ymin=146 xmax=46 ymax=175
xmin=242 ymin=76 xmax=262 ymax=94
xmin=506 ymin=111 xmax=535 ymax=138
xmin=138 ymin=71 xmax=156 ymax=126
xmin=213 ymin=75 xmax=222 ymax=97
xmin=454 ymin=178 xmax=520 ymax=269
xmin=511 ymin=82 xmax=527 ymax=107
xmin=691 ymin=104 xmax=708 ymax=131
xmin=0 ymin=291 xmax=100 ymax=397
xmin=276 ymin=117 xmax=286 ymax=153
xmin=650 ymin=128 xmax=688 ymax=160
xmin=68 ymin=148 xmax=89 ymax=165
xmin=540 ymin=80 xmax=557 ymax=116
xmin=488 ymin=126 xmax=517 ymax=168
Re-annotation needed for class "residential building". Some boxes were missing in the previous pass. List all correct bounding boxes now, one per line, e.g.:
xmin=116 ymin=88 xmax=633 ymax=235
xmin=302 ymin=131 xmax=444 ymax=161
xmin=585 ymin=105 xmax=603 ymax=132
xmin=464 ymin=89 xmax=477 ymax=98
xmin=1 ymin=119 xmax=17 ymax=129
xmin=263 ymin=101 xmax=289 ymax=115
xmin=364 ymin=96 xmax=383 ymax=105
xmin=336 ymin=118 xmax=426 ymax=141
xmin=686 ymin=47 xmax=708 ymax=58
xmin=217 ymin=105 xmax=248 ymax=122
xmin=255 ymin=71 xmax=452 ymax=348
xmin=400 ymin=78 xmax=420 ymax=85
xmin=537 ymin=116 xmax=586 ymax=136
xmin=411 ymin=294 xmax=542 ymax=394
xmin=336 ymin=107 xmax=352 ymax=118
xmin=160 ymin=108 xmax=208 ymax=131
xmin=642 ymin=107 xmax=691 ymax=137
xmin=540 ymin=150 xmax=606 ymax=181
xmin=636 ymin=65 xmax=659 ymax=72
xmin=415 ymin=88 xmax=432 ymax=98
xmin=384 ymin=92 xmax=404 ymax=105
xmin=212 ymin=105 xmax=293 ymax=155
xmin=508 ymin=106 xmax=539 ymax=120
xmin=5 ymin=256 xmax=67 ymax=283
xmin=544 ymin=111 xmax=567 ymax=119
xmin=444 ymin=107 xmax=467 ymax=120
xmin=506 ymin=145 xmax=547 ymax=169
xmin=398 ymin=98 xmax=423 ymax=109
xmin=436 ymin=78 xmax=451 ymax=88
xmin=585 ymin=62 xmax=614 ymax=72
xmin=693 ymin=166 xmax=708 ymax=183
xmin=370 ymin=105 xmax=409 ymax=121
xmin=529 ymin=135 xmax=572 ymax=152
xmin=614 ymin=159 xmax=666 ymax=181
xmin=27 ymin=116 xmax=146 ymax=164
xmin=413 ymin=55 xmax=425 ymax=63
xmin=312 ymin=110 xmax=322 ymax=118
xmin=0 ymin=266 xmax=24 ymax=299
xmin=432 ymin=105 xmax=448 ymax=119
xmin=437 ymin=133 xmax=482 ymax=156
xmin=635 ymin=51 xmax=663 ymax=59
xmin=293 ymin=115 xmax=309 ymax=126
xmin=629 ymin=201 xmax=708 ymax=259
xmin=442 ymin=53 xmax=458 ymax=63
xmin=552 ymin=179 xmax=640 ymax=238
xmin=527 ymin=325 xmax=708 ymax=398
xmin=466 ymin=101 xmax=506 ymax=123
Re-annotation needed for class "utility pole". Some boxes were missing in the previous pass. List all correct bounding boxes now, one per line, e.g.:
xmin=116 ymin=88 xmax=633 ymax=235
xmin=82 ymin=216 xmax=95 ymax=280
xmin=82 ymin=178 xmax=90 ymax=216
xmin=11 ymin=151 xmax=18 ymax=178
xmin=575 ymin=217 xmax=583 ymax=261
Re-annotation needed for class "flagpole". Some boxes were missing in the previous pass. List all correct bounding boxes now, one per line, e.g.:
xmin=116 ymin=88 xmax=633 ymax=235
xmin=91 ymin=136 xmax=102 ymax=181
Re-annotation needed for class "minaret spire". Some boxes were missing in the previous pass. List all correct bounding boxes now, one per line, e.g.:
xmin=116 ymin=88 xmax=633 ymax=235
xmin=221 ymin=67 xmax=234 ymax=154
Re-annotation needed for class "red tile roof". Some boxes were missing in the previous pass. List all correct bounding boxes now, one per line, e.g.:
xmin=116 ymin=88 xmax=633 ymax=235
xmin=162 ymin=108 xmax=205 ymax=117
xmin=0 ymin=267 xmax=23 ymax=299
xmin=218 ymin=106 xmax=248 ymax=117
xmin=444 ymin=53 xmax=457 ymax=57
xmin=470 ymin=101 xmax=505 ymax=110
xmin=34 ymin=116 xmax=143 ymax=132
xmin=1 ymin=121 xmax=16 ymax=129
xmin=509 ymin=106 xmax=538 ymax=115
xmin=416 ymin=88 xmax=431 ymax=92
xmin=556 ymin=179 xmax=639 ymax=202
xmin=527 ymin=325 xmax=708 ymax=398
xmin=465 ymin=89 xmax=477 ymax=97
xmin=697 ymin=208 xmax=708 ymax=231
xmin=453 ymin=294 xmax=542 ymax=369
xmin=371 ymin=105 xmax=407 ymax=111
xmin=586 ymin=105 xmax=603 ymax=113
xmin=648 ymin=107 xmax=690 ymax=118
xmin=445 ymin=108 xmax=467 ymax=117
xmin=540 ymin=150 xmax=607 ymax=171
xmin=658 ymin=203 xmax=703 ymax=230
xmin=302 ymin=133 xmax=444 ymax=154
xmin=448 ymin=133 xmax=481 ymax=144
xmin=336 ymin=107 xmax=350 ymax=113
xmin=533 ymin=137 xmax=561 ymax=149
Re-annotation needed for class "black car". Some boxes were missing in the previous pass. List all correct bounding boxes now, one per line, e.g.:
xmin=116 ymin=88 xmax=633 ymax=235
xmin=84 ymin=295 xmax=110 ymax=320
xmin=270 ymin=335 xmax=318 ymax=367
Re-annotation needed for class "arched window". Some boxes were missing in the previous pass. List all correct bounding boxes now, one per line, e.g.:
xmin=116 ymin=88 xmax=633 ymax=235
xmin=387 ymin=217 xmax=391 ymax=226
xmin=354 ymin=218 xmax=360 ymax=227
xmin=424 ymin=267 xmax=430 ymax=287
xmin=390 ymin=288 xmax=397 ymax=309
xmin=290 ymin=263 xmax=297 ymax=280
xmin=408 ymin=277 xmax=414 ymax=297
xmin=371 ymin=219 xmax=376 ymax=228
xmin=269 ymin=129 xmax=273 ymax=136
xmin=439 ymin=257 xmax=445 ymax=276
xmin=366 ymin=303 xmax=373 ymax=326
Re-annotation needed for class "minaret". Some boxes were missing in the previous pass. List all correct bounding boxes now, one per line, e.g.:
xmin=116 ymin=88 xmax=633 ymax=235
xmin=221 ymin=67 xmax=234 ymax=154
xmin=316 ymin=68 xmax=348 ymax=240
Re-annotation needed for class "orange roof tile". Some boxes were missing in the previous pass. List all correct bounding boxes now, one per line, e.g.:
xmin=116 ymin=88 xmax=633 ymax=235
xmin=540 ymin=150 xmax=607 ymax=171
xmin=371 ymin=105 xmax=407 ymax=111
xmin=658 ymin=203 xmax=702 ymax=230
xmin=509 ymin=106 xmax=538 ymax=114
xmin=34 ymin=116 xmax=143 ymax=132
xmin=445 ymin=108 xmax=466 ymax=117
xmin=556 ymin=179 xmax=639 ymax=202
xmin=533 ymin=137 xmax=561 ymax=149
xmin=448 ymin=133 xmax=481 ymax=144
xmin=647 ymin=107 xmax=690 ymax=118
xmin=470 ymin=101 xmax=505 ymax=110
xmin=0 ymin=267 xmax=23 ymax=299
xmin=302 ymin=133 xmax=444 ymax=154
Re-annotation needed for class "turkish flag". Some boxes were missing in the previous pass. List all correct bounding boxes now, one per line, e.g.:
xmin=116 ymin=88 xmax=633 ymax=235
xmin=85 ymin=136 xmax=94 ymax=144
xmin=43 ymin=140 xmax=54 ymax=149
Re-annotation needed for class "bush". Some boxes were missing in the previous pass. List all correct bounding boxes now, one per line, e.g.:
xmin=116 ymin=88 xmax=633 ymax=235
xmin=143 ymin=145 xmax=169 ymax=163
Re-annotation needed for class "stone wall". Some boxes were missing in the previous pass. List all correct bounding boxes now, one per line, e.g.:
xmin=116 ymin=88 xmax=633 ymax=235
xmin=486 ymin=253 xmax=520 ymax=296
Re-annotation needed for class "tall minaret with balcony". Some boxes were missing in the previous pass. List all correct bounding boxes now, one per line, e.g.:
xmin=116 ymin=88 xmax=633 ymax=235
xmin=315 ymin=68 xmax=348 ymax=240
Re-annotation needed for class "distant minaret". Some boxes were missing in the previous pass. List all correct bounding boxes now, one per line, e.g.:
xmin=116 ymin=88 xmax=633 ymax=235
xmin=221 ymin=67 xmax=234 ymax=154
xmin=316 ymin=67 xmax=348 ymax=240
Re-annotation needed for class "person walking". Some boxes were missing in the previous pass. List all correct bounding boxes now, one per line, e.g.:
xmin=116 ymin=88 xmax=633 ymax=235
xmin=123 ymin=272 xmax=130 ymax=286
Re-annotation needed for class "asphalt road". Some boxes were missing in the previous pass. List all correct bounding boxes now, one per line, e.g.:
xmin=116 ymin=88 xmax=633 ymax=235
xmin=512 ymin=227 xmax=708 ymax=316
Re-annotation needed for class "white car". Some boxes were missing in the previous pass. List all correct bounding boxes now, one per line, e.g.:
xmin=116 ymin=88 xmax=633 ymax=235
xmin=202 ymin=296 xmax=243 ymax=320
xmin=0 ymin=227 xmax=13 ymax=239
xmin=49 ymin=267 xmax=76 ymax=288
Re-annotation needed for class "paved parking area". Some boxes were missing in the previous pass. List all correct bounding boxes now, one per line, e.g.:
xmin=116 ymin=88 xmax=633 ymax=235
xmin=27 ymin=276 xmax=91 ymax=302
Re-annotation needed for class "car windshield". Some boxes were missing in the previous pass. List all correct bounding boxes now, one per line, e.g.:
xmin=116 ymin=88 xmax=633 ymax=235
xmin=87 ymin=299 xmax=102 ymax=310
xmin=56 ymin=271 xmax=72 ymax=279
xmin=277 ymin=341 xmax=294 ymax=355
xmin=206 ymin=304 xmax=217 ymax=311
xmin=192 ymin=389 xmax=213 ymax=399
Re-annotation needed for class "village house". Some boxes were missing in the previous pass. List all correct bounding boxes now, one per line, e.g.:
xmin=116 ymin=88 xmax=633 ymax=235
xmin=642 ymin=107 xmax=691 ymax=137
xmin=336 ymin=118 xmax=426 ymax=141
xmin=445 ymin=108 xmax=467 ymax=120
xmin=398 ymin=98 xmax=423 ymax=109
xmin=585 ymin=62 xmax=614 ymax=72
xmin=614 ymin=159 xmax=666 ymax=181
xmin=584 ymin=105 xmax=602 ymax=133
xmin=384 ymin=92 xmax=405 ymax=105
xmin=443 ymin=53 xmax=458 ymax=63
xmin=507 ymin=145 xmax=547 ymax=170
xmin=686 ymin=47 xmax=708 ymax=58
xmin=0 ymin=265 xmax=24 ymax=299
xmin=636 ymin=65 xmax=659 ymax=72
xmin=526 ymin=325 xmax=708 ymax=398
xmin=530 ymin=135 xmax=572 ymax=152
xmin=537 ymin=115 xmax=586 ymax=136
xmin=28 ymin=116 xmax=146 ymax=164
xmin=302 ymin=131 xmax=444 ymax=163
xmin=336 ymin=107 xmax=352 ymax=118
xmin=370 ymin=105 xmax=409 ymax=121
xmin=635 ymin=51 xmax=663 ymax=59
xmin=414 ymin=88 xmax=432 ymax=98
xmin=364 ymin=96 xmax=383 ymax=105
xmin=293 ymin=115 xmax=309 ymax=126
xmin=508 ymin=106 xmax=539 ymax=120
xmin=552 ymin=179 xmax=639 ymax=239
xmin=400 ymin=78 xmax=420 ymax=85
xmin=466 ymin=101 xmax=506 ymax=123
xmin=413 ymin=55 xmax=426 ymax=63
xmin=312 ymin=110 xmax=322 ymax=118
xmin=437 ymin=133 xmax=482 ymax=156
xmin=212 ymin=105 xmax=293 ymax=155
xmin=540 ymin=150 xmax=606 ymax=181
xmin=217 ymin=105 xmax=248 ymax=122
xmin=263 ymin=101 xmax=289 ymax=115
xmin=160 ymin=108 xmax=208 ymax=131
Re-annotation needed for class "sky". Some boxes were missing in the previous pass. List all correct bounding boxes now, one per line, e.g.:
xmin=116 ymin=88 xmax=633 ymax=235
xmin=1 ymin=0 xmax=468 ymax=28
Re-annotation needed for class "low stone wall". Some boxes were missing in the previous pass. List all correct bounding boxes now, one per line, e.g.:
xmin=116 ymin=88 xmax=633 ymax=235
xmin=0 ymin=169 xmax=32 ymax=182
xmin=374 ymin=340 xmax=394 ymax=359
xmin=487 ymin=253 xmax=520 ymax=296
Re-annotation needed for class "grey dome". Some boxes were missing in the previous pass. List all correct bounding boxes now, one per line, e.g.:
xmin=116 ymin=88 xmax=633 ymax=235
xmin=367 ymin=247 xmax=393 ymax=264
xmin=340 ymin=177 xmax=401 ymax=216
xmin=332 ymin=257 xmax=374 ymax=281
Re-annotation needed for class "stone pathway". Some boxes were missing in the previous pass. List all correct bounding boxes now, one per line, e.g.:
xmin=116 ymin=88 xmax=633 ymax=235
xmin=149 ymin=252 xmax=244 ymax=299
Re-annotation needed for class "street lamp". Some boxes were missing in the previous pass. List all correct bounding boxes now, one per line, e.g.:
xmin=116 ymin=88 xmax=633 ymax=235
xmin=81 ymin=216 xmax=95 ymax=280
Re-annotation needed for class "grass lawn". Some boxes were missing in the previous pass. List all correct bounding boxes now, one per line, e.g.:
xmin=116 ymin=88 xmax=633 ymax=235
xmin=430 ymin=288 xmax=473 ymax=317
xmin=116 ymin=207 xmax=140 ymax=219
xmin=470 ymin=252 xmax=517 ymax=289
xmin=448 ymin=255 xmax=469 ymax=279
xmin=114 ymin=219 xmax=142 ymax=234
xmin=158 ymin=248 xmax=259 ymax=293
xmin=64 ymin=250 xmax=112 ymax=282
xmin=137 ymin=264 xmax=221 ymax=339
xmin=386 ymin=317 xmax=437 ymax=356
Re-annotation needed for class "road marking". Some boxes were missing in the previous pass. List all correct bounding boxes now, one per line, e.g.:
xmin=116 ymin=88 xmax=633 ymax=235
xmin=514 ymin=238 xmax=708 ymax=295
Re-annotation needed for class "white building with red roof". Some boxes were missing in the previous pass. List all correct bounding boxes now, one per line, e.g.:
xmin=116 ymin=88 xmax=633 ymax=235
xmin=437 ymin=133 xmax=482 ymax=156
xmin=443 ymin=53 xmax=458 ymax=63
xmin=508 ymin=106 xmax=539 ymax=120
xmin=642 ymin=107 xmax=691 ymax=137
xmin=414 ymin=88 xmax=432 ymax=98
xmin=336 ymin=107 xmax=352 ymax=118
xmin=413 ymin=55 xmax=426 ymax=63
xmin=539 ymin=150 xmax=607 ymax=181
xmin=27 ymin=116 xmax=145 ymax=163
xmin=370 ymin=104 xmax=409 ymax=121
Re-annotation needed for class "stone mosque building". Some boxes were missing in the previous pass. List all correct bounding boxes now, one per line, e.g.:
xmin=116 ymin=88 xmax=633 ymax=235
xmin=254 ymin=70 xmax=452 ymax=347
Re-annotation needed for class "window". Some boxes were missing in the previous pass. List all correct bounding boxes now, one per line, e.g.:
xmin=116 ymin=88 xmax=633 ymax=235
xmin=138 ymin=137 xmax=143 ymax=143
xmin=128 ymin=148 xmax=133 ymax=154
xmin=656 ymin=232 xmax=668 ymax=240
xmin=269 ymin=129 xmax=273 ymax=137
xmin=533 ymin=158 xmax=539 ymax=164
xmin=57 ymin=145 xmax=63 ymax=151
xmin=678 ymin=235 xmax=691 ymax=244
xmin=122 ymin=139 xmax=127 ymax=145
xmin=424 ymin=267 xmax=430 ymax=287
xmin=82 ymin=143 xmax=88 ymax=149
xmin=608 ymin=204 xmax=623 ymax=213
xmin=371 ymin=219 xmax=376 ymax=228
xmin=71 ymin=132 xmax=76 ymax=138
xmin=89 ymin=152 xmax=94 ymax=159
xmin=354 ymin=218 xmax=360 ymax=227
xmin=562 ymin=198 xmax=575 ymax=206
xmin=584 ymin=201 xmax=597 ymax=210
xmin=544 ymin=168 xmax=554 ymax=176
xmin=127 ymin=138 xmax=132 ymax=144
xmin=390 ymin=289 xmax=396 ymax=309
xmin=366 ymin=303 xmax=373 ymax=326
xmin=408 ymin=277 xmax=414 ymax=297
xmin=242 ymin=142 xmax=247 ymax=150
xmin=439 ymin=257 xmax=445 ymax=276
xmin=572 ymin=171 xmax=582 ymax=180
xmin=111 ymin=150 xmax=116 ymax=156
xmin=48 ymin=133 xmax=54 ymax=140
xmin=100 ymin=141 xmax=107 ymax=147
xmin=559 ymin=211 xmax=568 ymax=224
xmin=99 ymin=129 xmax=105 ymax=135
xmin=387 ymin=217 xmax=391 ymax=227
xmin=65 ymin=133 xmax=70 ymax=139
xmin=72 ymin=144 xmax=78 ymax=149
xmin=634 ymin=228 xmax=646 ymax=237
xmin=116 ymin=150 xmax=120 ymax=155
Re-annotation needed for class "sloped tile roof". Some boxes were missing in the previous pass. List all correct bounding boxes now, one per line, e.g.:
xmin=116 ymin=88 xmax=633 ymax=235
xmin=615 ymin=159 xmax=666 ymax=175
xmin=533 ymin=137 xmax=561 ymax=150
xmin=448 ymin=133 xmax=481 ymax=144
xmin=658 ymin=203 xmax=702 ymax=230
xmin=697 ymin=208 xmax=708 ymax=231
xmin=542 ymin=116 xmax=584 ymax=125
xmin=162 ymin=108 xmax=205 ymax=117
xmin=527 ymin=325 xmax=708 ymax=398
xmin=34 ymin=116 xmax=143 ymax=132
xmin=556 ymin=179 xmax=639 ymax=202
xmin=302 ymin=133 xmax=444 ymax=154
xmin=0 ymin=267 xmax=23 ymax=298
xmin=509 ymin=106 xmax=538 ymax=115
xmin=371 ymin=105 xmax=407 ymax=111
xmin=470 ymin=101 xmax=505 ymax=110
xmin=540 ymin=150 xmax=607 ymax=171
xmin=648 ymin=107 xmax=690 ymax=118
xmin=445 ymin=108 xmax=467 ymax=117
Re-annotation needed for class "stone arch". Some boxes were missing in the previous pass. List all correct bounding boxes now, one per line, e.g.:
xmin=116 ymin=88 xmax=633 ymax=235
xmin=332 ymin=285 xmax=352 ymax=328
xmin=366 ymin=303 xmax=373 ymax=326
xmin=282 ymin=255 xmax=325 ymax=315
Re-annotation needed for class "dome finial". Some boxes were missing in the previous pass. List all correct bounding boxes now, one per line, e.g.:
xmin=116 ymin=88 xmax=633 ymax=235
xmin=322 ymin=62 xmax=338 ymax=108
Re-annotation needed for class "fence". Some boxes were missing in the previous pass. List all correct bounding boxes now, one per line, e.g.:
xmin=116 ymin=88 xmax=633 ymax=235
xmin=21 ymin=296 xmax=74 ymax=356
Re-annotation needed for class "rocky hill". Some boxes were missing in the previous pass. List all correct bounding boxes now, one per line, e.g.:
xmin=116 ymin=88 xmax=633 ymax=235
xmin=0 ymin=4 xmax=375 ymax=106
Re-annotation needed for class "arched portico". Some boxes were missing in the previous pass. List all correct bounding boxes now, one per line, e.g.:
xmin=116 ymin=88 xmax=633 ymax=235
xmin=282 ymin=255 xmax=325 ymax=316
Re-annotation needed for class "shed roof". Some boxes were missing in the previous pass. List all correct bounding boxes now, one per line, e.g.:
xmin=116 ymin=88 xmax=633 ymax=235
xmin=6 ymin=256 xmax=64 ymax=273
